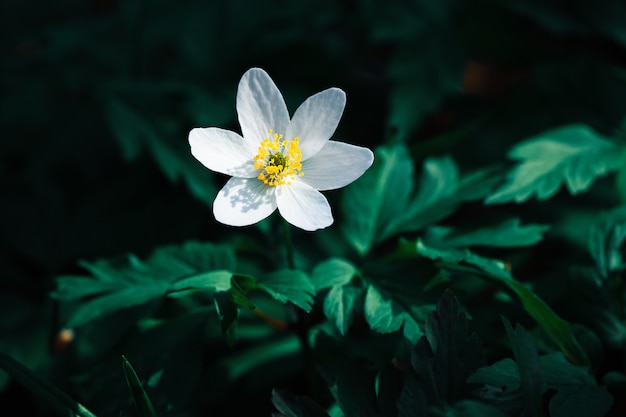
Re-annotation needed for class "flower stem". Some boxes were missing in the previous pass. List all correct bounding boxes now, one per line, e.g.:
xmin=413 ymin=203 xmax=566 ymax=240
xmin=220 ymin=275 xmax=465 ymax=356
xmin=281 ymin=219 xmax=318 ymax=399
xmin=282 ymin=220 xmax=296 ymax=270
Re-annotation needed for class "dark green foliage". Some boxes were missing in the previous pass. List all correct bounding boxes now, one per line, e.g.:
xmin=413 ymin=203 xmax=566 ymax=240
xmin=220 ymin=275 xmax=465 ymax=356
xmin=397 ymin=289 xmax=485 ymax=416
xmin=4 ymin=1 xmax=626 ymax=416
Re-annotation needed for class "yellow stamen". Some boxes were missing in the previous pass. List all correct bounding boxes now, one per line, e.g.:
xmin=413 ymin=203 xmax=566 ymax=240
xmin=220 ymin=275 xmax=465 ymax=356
xmin=253 ymin=130 xmax=304 ymax=186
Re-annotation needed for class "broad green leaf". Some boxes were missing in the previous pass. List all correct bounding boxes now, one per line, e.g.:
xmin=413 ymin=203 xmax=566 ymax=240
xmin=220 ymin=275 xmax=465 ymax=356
xmin=324 ymin=285 xmax=362 ymax=336
xmin=486 ymin=124 xmax=626 ymax=204
xmin=311 ymin=258 xmax=357 ymax=291
xmin=383 ymin=156 xmax=460 ymax=239
xmin=416 ymin=239 xmax=590 ymax=366
xmin=0 ymin=351 xmax=97 ymax=417
xmin=502 ymin=318 xmax=544 ymax=417
xmin=424 ymin=218 xmax=549 ymax=248
xmin=342 ymin=145 xmax=491 ymax=255
xmin=271 ymin=388 xmax=330 ymax=417
xmin=258 ymin=269 xmax=316 ymax=312
xmin=121 ymin=355 xmax=157 ymax=417
xmin=342 ymin=145 xmax=414 ymax=255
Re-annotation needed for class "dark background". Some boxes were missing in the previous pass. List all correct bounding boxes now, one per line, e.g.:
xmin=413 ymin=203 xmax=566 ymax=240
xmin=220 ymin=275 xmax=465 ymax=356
xmin=3 ymin=0 xmax=626 ymax=416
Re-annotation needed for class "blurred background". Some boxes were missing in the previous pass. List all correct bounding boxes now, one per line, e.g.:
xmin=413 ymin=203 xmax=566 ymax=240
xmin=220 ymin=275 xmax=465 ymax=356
xmin=2 ymin=0 xmax=626 ymax=415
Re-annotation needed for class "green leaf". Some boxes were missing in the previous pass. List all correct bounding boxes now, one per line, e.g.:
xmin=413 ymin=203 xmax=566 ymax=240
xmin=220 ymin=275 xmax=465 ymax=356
xmin=364 ymin=285 xmax=422 ymax=344
xmin=587 ymin=205 xmax=626 ymax=279
xmin=467 ymin=358 xmax=521 ymax=391
xmin=486 ymin=124 xmax=625 ymax=204
xmin=539 ymin=352 xmax=596 ymax=389
xmin=342 ymin=145 xmax=491 ymax=255
xmin=342 ymin=145 xmax=414 ymax=255
xmin=121 ymin=355 xmax=157 ymax=417
xmin=397 ymin=289 xmax=485 ymax=415
xmin=214 ymin=291 xmax=240 ymax=348
xmin=324 ymin=285 xmax=363 ymax=336
xmin=271 ymin=388 xmax=330 ymax=417
xmin=258 ymin=269 xmax=316 ymax=312
xmin=0 ymin=351 xmax=97 ymax=417
xmin=502 ymin=318 xmax=544 ymax=417
xmin=167 ymin=270 xmax=233 ymax=294
xmin=310 ymin=258 xmax=357 ymax=291
xmin=416 ymin=239 xmax=591 ymax=366
xmin=52 ymin=241 xmax=237 ymax=327
xmin=424 ymin=218 xmax=549 ymax=248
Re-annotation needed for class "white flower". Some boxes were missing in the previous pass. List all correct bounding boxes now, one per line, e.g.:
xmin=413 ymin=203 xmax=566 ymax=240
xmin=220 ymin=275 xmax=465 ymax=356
xmin=189 ymin=68 xmax=374 ymax=231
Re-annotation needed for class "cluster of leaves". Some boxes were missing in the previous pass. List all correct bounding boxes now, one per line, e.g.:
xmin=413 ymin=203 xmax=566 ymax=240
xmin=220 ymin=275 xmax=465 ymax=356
xmin=4 ymin=0 xmax=626 ymax=416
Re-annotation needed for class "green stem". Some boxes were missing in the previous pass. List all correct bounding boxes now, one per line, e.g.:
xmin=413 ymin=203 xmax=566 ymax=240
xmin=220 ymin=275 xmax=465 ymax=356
xmin=281 ymin=220 xmax=318 ymax=399
xmin=282 ymin=220 xmax=296 ymax=270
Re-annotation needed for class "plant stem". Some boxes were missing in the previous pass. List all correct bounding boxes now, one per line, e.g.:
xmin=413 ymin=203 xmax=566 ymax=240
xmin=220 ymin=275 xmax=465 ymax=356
xmin=282 ymin=219 xmax=296 ymax=270
xmin=281 ymin=220 xmax=318 ymax=399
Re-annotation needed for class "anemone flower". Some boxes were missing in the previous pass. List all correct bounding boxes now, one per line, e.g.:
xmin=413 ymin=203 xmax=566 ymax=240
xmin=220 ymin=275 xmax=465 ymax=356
xmin=189 ymin=68 xmax=374 ymax=231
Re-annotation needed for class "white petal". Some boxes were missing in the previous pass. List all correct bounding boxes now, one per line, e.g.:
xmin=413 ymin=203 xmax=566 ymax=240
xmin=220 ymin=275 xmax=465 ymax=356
xmin=189 ymin=128 xmax=258 ymax=177
xmin=236 ymin=68 xmax=290 ymax=143
xmin=300 ymin=141 xmax=374 ymax=191
xmin=213 ymin=177 xmax=277 ymax=226
xmin=276 ymin=181 xmax=333 ymax=231
xmin=286 ymin=88 xmax=346 ymax=160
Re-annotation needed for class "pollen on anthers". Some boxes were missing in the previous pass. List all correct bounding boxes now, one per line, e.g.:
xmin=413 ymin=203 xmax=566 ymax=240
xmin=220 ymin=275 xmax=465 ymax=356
xmin=253 ymin=129 xmax=304 ymax=186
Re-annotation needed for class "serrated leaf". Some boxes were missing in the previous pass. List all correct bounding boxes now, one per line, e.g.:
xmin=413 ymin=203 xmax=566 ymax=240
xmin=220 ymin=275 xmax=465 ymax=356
xmin=0 ymin=351 xmax=97 ymax=417
xmin=363 ymin=285 xmax=424 ymax=344
xmin=502 ymin=318 xmax=544 ymax=417
xmin=121 ymin=355 xmax=156 ymax=417
xmin=271 ymin=388 xmax=330 ymax=417
xmin=416 ymin=239 xmax=590 ymax=366
xmin=397 ymin=289 xmax=485 ymax=415
xmin=486 ymin=124 xmax=625 ymax=204
xmin=311 ymin=258 xmax=357 ymax=291
xmin=424 ymin=218 xmax=549 ymax=248
xmin=52 ymin=241 xmax=237 ymax=327
xmin=258 ymin=270 xmax=316 ymax=312
xmin=324 ymin=285 xmax=362 ymax=336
